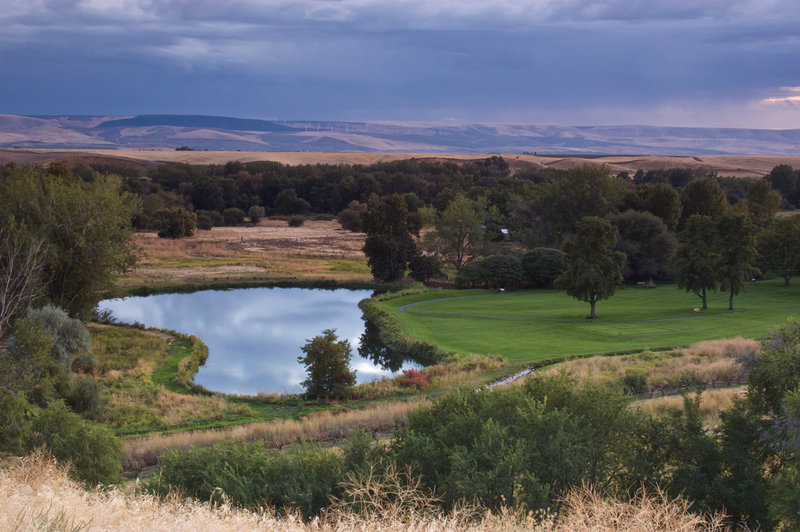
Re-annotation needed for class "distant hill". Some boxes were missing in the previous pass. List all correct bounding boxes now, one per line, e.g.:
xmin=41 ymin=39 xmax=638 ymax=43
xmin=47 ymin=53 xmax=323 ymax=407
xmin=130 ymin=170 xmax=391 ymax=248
xmin=1 ymin=114 xmax=799 ymax=155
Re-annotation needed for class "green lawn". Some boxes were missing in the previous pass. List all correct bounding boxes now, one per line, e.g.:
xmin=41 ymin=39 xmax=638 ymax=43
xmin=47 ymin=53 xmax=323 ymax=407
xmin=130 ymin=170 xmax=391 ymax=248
xmin=380 ymin=279 xmax=800 ymax=363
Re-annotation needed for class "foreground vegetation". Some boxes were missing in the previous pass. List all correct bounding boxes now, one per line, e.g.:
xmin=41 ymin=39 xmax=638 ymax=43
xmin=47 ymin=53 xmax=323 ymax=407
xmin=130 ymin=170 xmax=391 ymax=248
xmin=137 ymin=318 xmax=799 ymax=529
xmin=2 ymin=451 xmax=728 ymax=531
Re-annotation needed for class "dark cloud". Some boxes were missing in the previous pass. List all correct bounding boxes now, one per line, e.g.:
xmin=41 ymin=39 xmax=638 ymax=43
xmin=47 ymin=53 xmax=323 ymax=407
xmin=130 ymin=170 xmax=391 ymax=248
xmin=1 ymin=0 xmax=799 ymax=126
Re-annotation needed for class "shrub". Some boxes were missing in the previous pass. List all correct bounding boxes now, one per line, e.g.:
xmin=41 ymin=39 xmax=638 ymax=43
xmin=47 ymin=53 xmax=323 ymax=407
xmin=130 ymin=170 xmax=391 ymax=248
xmin=408 ymin=254 xmax=443 ymax=282
xmin=247 ymin=205 xmax=265 ymax=223
xmin=32 ymin=401 xmax=122 ymax=485
xmin=622 ymin=369 xmax=649 ymax=393
xmin=25 ymin=305 xmax=92 ymax=370
xmin=153 ymin=208 xmax=196 ymax=238
xmin=222 ymin=207 xmax=246 ymax=226
xmin=399 ymin=369 xmax=432 ymax=389
xmin=456 ymin=255 xmax=523 ymax=289
xmin=154 ymin=440 xmax=346 ymax=517
xmin=67 ymin=377 xmax=103 ymax=414
xmin=288 ymin=214 xmax=306 ymax=227
xmin=196 ymin=209 xmax=222 ymax=229
xmin=337 ymin=200 xmax=367 ymax=232
xmin=195 ymin=212 xmax=214 ymax=230
xmin=522 ymin=247 xmax=566 ymax=288
xmin=274 ymin=189 xmax=311 ymax=215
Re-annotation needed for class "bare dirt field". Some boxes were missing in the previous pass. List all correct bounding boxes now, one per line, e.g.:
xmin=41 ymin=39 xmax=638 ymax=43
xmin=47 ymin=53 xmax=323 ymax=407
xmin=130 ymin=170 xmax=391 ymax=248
xmin=4 ymin=148 xmax=800 ymax=178
xmin=122 ymin=219 xmax=370 ymax=289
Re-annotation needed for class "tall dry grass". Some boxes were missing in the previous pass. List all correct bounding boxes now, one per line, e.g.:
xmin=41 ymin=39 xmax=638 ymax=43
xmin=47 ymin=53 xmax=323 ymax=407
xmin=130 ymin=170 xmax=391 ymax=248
xmin=123 ymin=399 xmax=427 ymax=471
xmin=636 ymin=387 xmax=746 ymax=424
xmin=543 ymin=337 xmax=759 ymax=388
xmin=2 ymin=451 xmax=728 ymax=531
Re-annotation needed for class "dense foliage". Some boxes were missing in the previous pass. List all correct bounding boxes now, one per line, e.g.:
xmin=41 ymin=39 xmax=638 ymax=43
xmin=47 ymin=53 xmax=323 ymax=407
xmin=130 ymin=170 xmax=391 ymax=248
xmin=153 ymin=318 xmax=800 ymax=528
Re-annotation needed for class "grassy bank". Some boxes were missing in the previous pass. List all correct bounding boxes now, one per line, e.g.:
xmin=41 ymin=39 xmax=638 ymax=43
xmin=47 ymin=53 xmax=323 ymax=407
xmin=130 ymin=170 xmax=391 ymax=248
xmin=380 ymin=279 xmax=799 ymax=363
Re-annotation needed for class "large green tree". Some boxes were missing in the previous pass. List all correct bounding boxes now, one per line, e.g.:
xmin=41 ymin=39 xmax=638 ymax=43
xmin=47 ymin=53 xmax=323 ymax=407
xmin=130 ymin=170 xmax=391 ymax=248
xmin=757 ymin=215 xmax=800 ymax=286
xmin=611 ymin=210 xmax=676 ymax=282
xmin=673 ymin=214 xmax=718 ymax=309
xmin=423 ymin=193 xmax=492 ymax=272
xmin=298 ymin=329 xmax=356 ymax=400
xmin=679 ymin=178 xmax=729 ymax=227
xmin=535 ymin=164 xmax=627 ymax=245
xmin=360 ymin=194 xmax=422 ymax=282
xmin=741 ymin=179 xmax=781 ymax=227
xmin=715 ymin=211 xmax=759 ymax=311
xmin=0 ymin=165 xmax=140 ymax=316
xmin=555 ymin=216 xmax=625 ymax=319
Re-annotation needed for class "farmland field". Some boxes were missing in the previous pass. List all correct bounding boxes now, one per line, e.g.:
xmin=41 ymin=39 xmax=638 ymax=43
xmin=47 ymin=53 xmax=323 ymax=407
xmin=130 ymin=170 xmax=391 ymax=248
xmin=379 ymin=279 xmax=800 ymax=363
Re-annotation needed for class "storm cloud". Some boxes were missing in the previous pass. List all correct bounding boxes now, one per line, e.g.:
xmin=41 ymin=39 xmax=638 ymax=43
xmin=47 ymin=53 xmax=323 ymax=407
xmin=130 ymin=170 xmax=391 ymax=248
xmin=1 ymin=0 xmax=799 ymax=127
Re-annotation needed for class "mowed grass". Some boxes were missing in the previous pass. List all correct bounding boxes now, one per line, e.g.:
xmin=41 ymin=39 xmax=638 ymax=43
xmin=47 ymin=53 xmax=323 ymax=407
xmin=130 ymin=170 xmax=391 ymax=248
xmin=382 ymin=279 xmax=800 ymax=363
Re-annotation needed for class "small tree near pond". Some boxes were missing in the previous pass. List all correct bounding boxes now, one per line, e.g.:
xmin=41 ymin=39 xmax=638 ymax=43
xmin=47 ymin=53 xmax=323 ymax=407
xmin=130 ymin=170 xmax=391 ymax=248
xmin=298 ymin=329 xmax=356 ymax=400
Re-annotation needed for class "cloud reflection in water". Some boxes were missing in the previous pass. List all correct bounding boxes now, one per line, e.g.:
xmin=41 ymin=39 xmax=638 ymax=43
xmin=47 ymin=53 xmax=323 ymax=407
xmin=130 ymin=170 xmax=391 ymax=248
xmin=99 ymin=287 xmax=401 ymax=394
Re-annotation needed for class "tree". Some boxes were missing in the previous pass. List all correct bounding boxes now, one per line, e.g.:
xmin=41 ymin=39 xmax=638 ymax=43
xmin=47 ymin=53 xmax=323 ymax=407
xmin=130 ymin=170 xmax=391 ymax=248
xmin=298 ymin=329 xmax=356 ymax=400
xmin=360 ymin=194 xmax=422 ymax=282
xmin=247 ymin=205 xmax=265 ymax=224
xmin=758 ymin=215 xmax=800 ymax=286
xmin=621 ymin=183 xmax=682 ymax=231
xmin=679 ymin=178 xmax=728 ymax=227
xmin=673 ymin=214 xmax=718 ymax=309
xmin=0 ymin=218 xmax=47 ymax=341
xmin=715 ymin=211 xmax=759 ymax=311
xmin=767 ymin=164 xmax=799 ymax=207
xmin=153 ymin=208 xmax=196 ymax=238
xmin=555 ymin=217 xmax=625 ymax=318
xmin=0 ymin=165 xmax=140 ymax=317
xmin=423 ymin=194 xmax=492 ymax=272
xmin=741 ymin=179 xmax=781 ymax=227
xmin=274 ymin=189 xmax=311 ymax=215
xmin=611 ymin=210 xmax=677 ymax=283
xmin=535 ymin=165 xmax=627 ymax=244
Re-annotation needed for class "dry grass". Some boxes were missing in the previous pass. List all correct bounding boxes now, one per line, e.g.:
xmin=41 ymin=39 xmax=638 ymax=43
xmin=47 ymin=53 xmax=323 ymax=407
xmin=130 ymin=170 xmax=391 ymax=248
xmin=123 ymin=399 xmax=427 ymax=471
xmin=542 ymin=337 xmax=759 ymax=389
xmin=636 ymin=387 xmax=746 ymax=425
xmin=121 ymin=220 xmax=371 ymax=288
xmin=1 ymin=450 xmax=728 ymax=531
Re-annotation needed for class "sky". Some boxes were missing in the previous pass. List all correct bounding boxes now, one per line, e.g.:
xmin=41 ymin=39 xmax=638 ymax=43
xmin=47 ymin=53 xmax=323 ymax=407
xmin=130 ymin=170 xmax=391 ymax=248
xmin=1 ymin=0 xmax=799 ymax=128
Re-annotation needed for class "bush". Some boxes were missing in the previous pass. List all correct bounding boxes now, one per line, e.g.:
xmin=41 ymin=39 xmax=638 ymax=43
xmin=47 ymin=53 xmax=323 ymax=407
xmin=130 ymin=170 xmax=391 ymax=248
xmin=274 ymin=189 xmax=311 ymax=215
xmin=25 ymin=305 xmax=92 ymax=370
xmin=408 ymin=254 xmax=443 ymax=282
xmin=195 ymin=212 xmax=214 ymax=230
xmin=222 ymin=207 xmax=246 ymax=226
xmin=399 ymin=369 xmax=432 ymax=389
xmin=456 ymin=255 xmax=523 ymax=289
xmin=247 ymin=205 xmax=265 ymax=223
xmin=67 ymin=377 xmax=103 ymax=414
xmin=288 ymin=215 xmax=306 ymax=227
xmin=33 ymin=401 xmax=122 ymax=485
xmin=153 ymin=208 xmax=196 ymax=238
xmin=154 ymin=440 xmax=346 ymax=517
xmin=337 ymin=200 xmax=367 ymax=232
xmin=522 ymin=247 xmax=567 ymax=288
xmin=196 ymin=209 xmax=222 ymax=229
xmin=621 ymin=369 xmax=649 ymax=393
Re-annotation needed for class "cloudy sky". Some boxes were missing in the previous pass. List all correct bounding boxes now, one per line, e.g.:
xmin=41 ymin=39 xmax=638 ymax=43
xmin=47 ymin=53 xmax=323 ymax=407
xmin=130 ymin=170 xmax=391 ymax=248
xmin=1 ymin=0 xmax=799 ymax=128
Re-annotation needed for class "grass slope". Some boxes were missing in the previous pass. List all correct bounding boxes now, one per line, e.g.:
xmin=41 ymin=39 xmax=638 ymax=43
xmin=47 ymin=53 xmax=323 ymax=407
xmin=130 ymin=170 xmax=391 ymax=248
xmin=382 ymin=279 xmax=799 ymax=363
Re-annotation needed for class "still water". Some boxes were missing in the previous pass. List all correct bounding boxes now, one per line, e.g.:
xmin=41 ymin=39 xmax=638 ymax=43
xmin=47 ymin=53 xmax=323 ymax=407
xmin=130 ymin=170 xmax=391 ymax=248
xmin=98 ymin=287 xmax=401 ymax=395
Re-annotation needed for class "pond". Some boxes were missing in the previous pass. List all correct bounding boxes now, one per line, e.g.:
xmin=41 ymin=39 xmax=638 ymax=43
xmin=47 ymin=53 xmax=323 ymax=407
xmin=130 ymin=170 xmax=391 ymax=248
xmin=98 ymin=287 xmax=410 ymax=395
